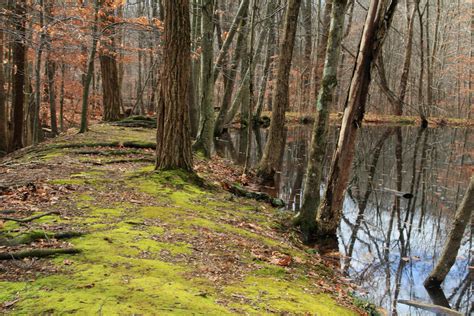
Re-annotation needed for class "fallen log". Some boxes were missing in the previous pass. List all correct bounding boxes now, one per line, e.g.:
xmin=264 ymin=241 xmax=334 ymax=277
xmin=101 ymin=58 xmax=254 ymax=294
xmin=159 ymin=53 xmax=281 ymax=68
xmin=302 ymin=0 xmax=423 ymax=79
xmin=0 ymin=248 xmax=81 ymax=260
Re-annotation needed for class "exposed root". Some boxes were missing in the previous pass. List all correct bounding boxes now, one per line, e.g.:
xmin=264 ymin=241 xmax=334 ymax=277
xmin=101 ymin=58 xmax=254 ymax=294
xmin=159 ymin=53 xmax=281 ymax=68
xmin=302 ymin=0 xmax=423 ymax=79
xmin=0 ymin=248 xmax=81 ymax=260
xmin=0 ymin=211 xmax=60 ymax=223
xmin=0 ymin=231 xmax=85 ymax=247
xmin=226 ymin=182 xmax=285 ymax=207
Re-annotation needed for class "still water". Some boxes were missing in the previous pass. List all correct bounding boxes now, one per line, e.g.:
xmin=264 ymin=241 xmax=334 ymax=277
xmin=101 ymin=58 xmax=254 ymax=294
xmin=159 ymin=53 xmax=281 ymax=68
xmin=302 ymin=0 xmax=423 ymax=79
xmin=217 ymin=125 xmax=472 ymax=315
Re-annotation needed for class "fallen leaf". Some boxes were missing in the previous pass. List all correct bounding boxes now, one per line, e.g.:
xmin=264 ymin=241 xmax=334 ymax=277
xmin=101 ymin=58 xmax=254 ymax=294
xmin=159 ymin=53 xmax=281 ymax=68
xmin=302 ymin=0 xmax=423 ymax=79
xmin=63 ymin=259 xmax=73 ymax=265
xmin=270 ymin=255 xmax=292 ymax=267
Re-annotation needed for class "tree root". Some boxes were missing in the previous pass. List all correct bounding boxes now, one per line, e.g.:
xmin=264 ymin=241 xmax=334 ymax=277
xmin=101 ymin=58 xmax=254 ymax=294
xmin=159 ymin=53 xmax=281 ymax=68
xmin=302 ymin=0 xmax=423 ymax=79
xmin=226 ymin=183 xmax=285 ymax=207
xmin=51 ymin=141 xmax=121 ymax=149
xmin=102 ymin=158 xmax=155 ymax=164
xmin=0 ymin=211 xmax=60 ymax=223
xmin=122 ymin=141 xmax=156 ymax=149
xmin=0 ymin=231 xmax=85 ymax=247
xmin=73 ymin=149 xmax=145 ymax=156
xmin=51 ymin=141 xmax=156 ymax=150
xmin=111 ymin=116 xmax=157 ymax=129
xmin=0 ymin=248 xmax=81 ymax=260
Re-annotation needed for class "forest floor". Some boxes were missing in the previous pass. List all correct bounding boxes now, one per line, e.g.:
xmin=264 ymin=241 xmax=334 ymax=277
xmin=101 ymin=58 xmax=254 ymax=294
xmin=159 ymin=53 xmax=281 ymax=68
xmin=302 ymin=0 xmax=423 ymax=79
xmin=269 ymin=111 xmax=474 ymax=127
xmin=0 ymin=124 xmax=366 ymax=315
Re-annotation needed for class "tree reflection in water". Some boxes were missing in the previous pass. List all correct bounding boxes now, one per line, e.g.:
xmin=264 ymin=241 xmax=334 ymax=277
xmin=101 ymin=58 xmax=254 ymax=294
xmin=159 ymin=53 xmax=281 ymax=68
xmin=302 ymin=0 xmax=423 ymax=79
xmin=218 ymin=125 xmax=472 ymax=315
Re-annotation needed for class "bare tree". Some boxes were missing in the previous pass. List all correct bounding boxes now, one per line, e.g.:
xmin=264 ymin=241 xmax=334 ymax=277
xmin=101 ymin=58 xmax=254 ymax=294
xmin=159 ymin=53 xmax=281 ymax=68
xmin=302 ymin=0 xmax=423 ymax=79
xmin=257 ymin=0 xmax=302 ymax=182
xmin=193 ymin=0 xmax=215 ymax=158
xmin=316 ymin=0 xmax=399 ymax=241
xmin=293 ymin=0 xmax=348 ymax=242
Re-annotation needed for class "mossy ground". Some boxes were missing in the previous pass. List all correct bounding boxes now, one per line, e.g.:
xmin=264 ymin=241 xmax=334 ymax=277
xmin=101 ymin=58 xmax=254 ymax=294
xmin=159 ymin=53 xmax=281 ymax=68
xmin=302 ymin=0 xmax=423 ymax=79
xmin=0 ymin=124 xmax=359 ymax=315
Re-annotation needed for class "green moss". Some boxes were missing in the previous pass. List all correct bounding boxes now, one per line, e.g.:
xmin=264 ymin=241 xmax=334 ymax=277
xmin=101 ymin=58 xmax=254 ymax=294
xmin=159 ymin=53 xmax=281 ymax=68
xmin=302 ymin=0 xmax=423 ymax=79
xmin=0 ymin=128 xmax=356 ymax=315
xmin=42 ymin=151 xmax=64 ymax=161
xmin=224 ymin=276 xmax=356 ymax=315
xmin=89 ymin=207 xmax=123 ymax=218
xmin=253 ymin=265 xmax=287 ymax=278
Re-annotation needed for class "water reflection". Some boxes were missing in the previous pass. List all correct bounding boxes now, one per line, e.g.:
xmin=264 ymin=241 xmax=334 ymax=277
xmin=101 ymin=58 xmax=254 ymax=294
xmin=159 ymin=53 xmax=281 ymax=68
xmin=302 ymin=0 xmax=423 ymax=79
xmin=218 ymin=125 xmax=472 ymax=315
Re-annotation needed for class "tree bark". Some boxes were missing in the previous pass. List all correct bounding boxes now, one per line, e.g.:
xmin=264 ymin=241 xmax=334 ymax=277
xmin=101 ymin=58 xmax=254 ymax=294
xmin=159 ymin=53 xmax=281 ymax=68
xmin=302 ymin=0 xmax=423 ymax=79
xmin=193 ymin=0 xmax=215 ymax=158
xmin=12 ymin=2 xmax=27 ymax=150
xmin=312 ymin=0 xmax=333 ymax=103
xmin=293 ymin=0 xmax=347 ymax=242
xmin=214 ymin=11 xmax=248 ymax=136
xmin=316 ymin=0 xmax=398 ymax=240
xmin=46 ymin=57 xmax=58 ymax=135
xmin=45 ymin=0 xmax=57 ymax=135
xmin=255 ymin=0 xmax=277 ymax=120
xmin=79 ymin=0 xmax=100 ymax=133
xmin=190 ymin=0 xmax=201 ymax=137
xmin=0 ymin=24 xmax=7 ymax=154
xmin=99 ymin=0 xmax=123 ymax=122
xmin=300 ymin=0 xmax=312 ymax=111
xmin=155 ymin=0 xmax=193 ymax=171
xmin=257 ymin=0 xmax=302 ymax=182
xmin=424 ymin=175 xmax=474 ymax=288
xmin=396 ymin=1 xmax=416 ymax=116
xmin=212 ymin=0 xmax=250 ymax=82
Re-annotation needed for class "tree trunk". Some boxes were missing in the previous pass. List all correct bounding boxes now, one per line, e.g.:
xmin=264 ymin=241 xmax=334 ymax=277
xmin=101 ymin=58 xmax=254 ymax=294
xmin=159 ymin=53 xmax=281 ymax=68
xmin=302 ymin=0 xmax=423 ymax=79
xmin=155 ymin=0 xmax=193 ymax=171
xmin=12 ymin=2 xmax=27 ymax=150
xmin=244 ymin=0 xmax=258 ymax=172
xmin=99 ymin=54 xmax=122 ymax=122
xmin=312 ymin=0 xmax=333 ymax=103
xmin=190 ymin=0 xmax=201 ymax=137
xmin=424 ymin=175 xmax=474 ymax=288
xmin=44 ymin=0 xmax=58 ymax=136
xmin=99 ymin=1 xmax=122 ymax=122
xmin=300 ymin=0 xmax=312 ymax=111
xmin=59 ymin=64 xmax=65 ymax=131
xmin=0 ymin=25 xmax=7 ymax=154
xmin=46 ymin=57 xmax=58 ymax=135
xmin=316 ymin=0 xmax=398 ymax=241
xmin=193 ymin=0 xmax=215 ymax=158
xmin=293 ymin=0 xmax=347 ymax=243
xmin=255 ymin=0 xmax=276 ymax=120
xmin=79 ymin=0 xmax=100 ymax=134
xmin=214 ymin=11 xmax=248 ymax=136
xmin=212 ymin=0 xmax=250 ymax=82
xmin=257 ymin=0 xmax=302 ymax=182
xmin=395 ymin=1 xmax=416 ymax=116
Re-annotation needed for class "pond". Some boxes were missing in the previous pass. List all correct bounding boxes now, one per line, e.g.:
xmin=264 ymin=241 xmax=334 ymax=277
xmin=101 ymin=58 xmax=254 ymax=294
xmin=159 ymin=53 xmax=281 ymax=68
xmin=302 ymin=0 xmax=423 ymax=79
xmin=217 ymin=124 xmax=472 ymax=315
